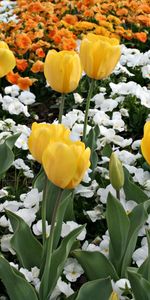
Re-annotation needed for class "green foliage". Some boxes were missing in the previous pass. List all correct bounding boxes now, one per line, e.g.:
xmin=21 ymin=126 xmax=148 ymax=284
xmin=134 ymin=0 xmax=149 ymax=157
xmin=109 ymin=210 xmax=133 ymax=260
xmin=123 ymin=167 xmax=148 ymax=203
xmin=128 ymin=270 xmax=150 ymax=300
xmin=6 ymin=210 xmax=43 ymax=269
xmin=39 ymin=225 xmax=85 ymax=300
xmin=73 ymin=250 xmax=118 ymax=281
xmin=0 ymin=256 xmax=38 ymax=300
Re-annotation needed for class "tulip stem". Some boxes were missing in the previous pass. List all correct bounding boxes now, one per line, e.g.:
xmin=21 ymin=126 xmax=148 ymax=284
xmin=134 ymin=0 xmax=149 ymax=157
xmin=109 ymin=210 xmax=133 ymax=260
xmin=58 ymin=94 xmax=65 ymax=123
xmin=42 ymin=174 xmax=49 ymax=245
xmin=116 ymin=190 xmax=120 ymax=200
xmin=83 ymin=79 xmax=95 ymax=141
xmin=40 ymin=187 xmax=63 ymax=300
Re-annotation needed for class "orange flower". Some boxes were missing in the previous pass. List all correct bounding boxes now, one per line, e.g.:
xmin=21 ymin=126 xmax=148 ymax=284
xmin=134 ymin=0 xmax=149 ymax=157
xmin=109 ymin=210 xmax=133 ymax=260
xmin=134 ymin=32 xmax=147 ymax=43
xmin=31 ymin=60 xmax=44 ymax=73
xmin=17 ymin=77 xmax=33 ymax=90
xmin=28 ymin=2 xmax=45 ymax=13
xmin=6 ymin=71 xmax=20 ymax=85
xmin=15 ymin=33 xmax=32 ymax=52
xmin=16 ymin=58 xmax=28 ymax=72
xmin=36 ymin=48 xmax=45 ymax=58
xmin=63 ymin=14 xmax=78 ymax=25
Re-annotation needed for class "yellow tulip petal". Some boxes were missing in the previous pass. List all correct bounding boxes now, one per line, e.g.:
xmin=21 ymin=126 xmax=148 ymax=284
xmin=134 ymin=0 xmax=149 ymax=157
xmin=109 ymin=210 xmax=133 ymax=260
xmin=42 ymin=142 xmax=77 ymax=189
xmin=0 ymin=41 xmax=9 ymax=49
xmin=0 ymin=48 xmax=16 ymax=78
xmin=28 ymin=127 xmax=51 ymax=163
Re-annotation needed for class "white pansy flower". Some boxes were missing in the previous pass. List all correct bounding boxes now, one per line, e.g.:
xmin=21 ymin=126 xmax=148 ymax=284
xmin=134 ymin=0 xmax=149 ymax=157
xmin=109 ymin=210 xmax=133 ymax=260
xmin=63 ymin=258 xmax=84 ymax=282
xmin=33 ymin=220 xmax=50 ymax=237
xmin=1 ymin=234 xmax=15 ymax=254
xmin=73 ymin=93 xmax=84 ymax=104
xmin=61 ymin=221 xmax=86 ymax=241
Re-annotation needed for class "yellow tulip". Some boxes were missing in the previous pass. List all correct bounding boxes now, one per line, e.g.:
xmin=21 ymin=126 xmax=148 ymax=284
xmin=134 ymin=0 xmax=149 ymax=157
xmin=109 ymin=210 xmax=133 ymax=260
xmin=42 ymin=140 xmax=91 ymax=189
xmin=44 ymin=50 xmax=82 ymax=93
xmin=141 ymin=121 xmax=150 ymax=165
xmin=28 ymin=122 xmax=70 ymax=163
xmin=0 ymin=41 xmax=16 ymax=78
xmin=80 ymin=33 xmax=121 ymax=80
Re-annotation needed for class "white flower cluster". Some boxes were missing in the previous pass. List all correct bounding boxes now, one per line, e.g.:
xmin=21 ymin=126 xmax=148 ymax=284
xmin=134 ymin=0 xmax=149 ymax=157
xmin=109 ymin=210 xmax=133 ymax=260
xmin=0 ymin=1 xmax=18 ymax=23
xmin=0 ymin=85 xmax=36 ymax=117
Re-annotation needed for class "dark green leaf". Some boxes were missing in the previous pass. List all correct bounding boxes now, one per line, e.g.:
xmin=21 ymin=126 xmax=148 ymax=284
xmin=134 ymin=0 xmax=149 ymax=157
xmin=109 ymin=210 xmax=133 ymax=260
xmin=106 ymin=193 xmax=130 ymax=275
xmin=128 ymin=270 xmax=150 ymax=300
xmin=6 ymin=210 xmax=42 ymax=269
xmin=0 ymin=142 xmax=14 ymax=176
xmin=6 ymin=133 xmax=21 ymax=150
xmin=73 ymin=250 xmax=118 ymax=281
xmin=75 ymin=277 xmax=112 ymax=300
xmin=0 ymin=256 xmax=38 ymax=300
xmin=123 ymin=167 xmax=148 ymax=203
xmin=39 ymin=225 xmax=85 ymax=300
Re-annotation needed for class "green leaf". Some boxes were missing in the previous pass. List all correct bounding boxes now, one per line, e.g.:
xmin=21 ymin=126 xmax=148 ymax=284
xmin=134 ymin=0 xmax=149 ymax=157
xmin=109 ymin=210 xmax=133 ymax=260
xmin=33 ymin=167 xmax=45 ymax=192
xmin=0 ymin=141 xmax=14 ymax=176
xmin=138 ymin=231 xmax=150 ymax=281
xmin=73 ymin=250 xmax=118 ymax=281
xmin=6 ymin=133 xmax=21 ymax=150
xmin=128 ymin=270 xmax=150 ymax=300
xmin=121 ymin=201 xmax=150 ymax=276
xmin=53 ymin=191 xmax=73 ymax=249
xmin=75 ymin=277 xmax=112 ymax=300
xmin=67 ymin=292 xmax=78 ymax=300
xmin=0 ymin=255 xmax=38 ymax=300
xmin=39 ymin=225 xmax=85 ymax=300
xmin=6 ymin=210 xmax=42 ymax=269
xmin=106 ymin=193 xmax=130 ymax=275
xmin=85 ymin=126 xmax=99 ymax=174
xmin=123 ymin=167 xmax=148 ymax=203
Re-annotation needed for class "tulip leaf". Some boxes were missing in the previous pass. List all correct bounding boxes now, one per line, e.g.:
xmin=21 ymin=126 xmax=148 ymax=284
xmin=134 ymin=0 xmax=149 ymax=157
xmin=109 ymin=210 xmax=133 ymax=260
xmin=0 ymin=255 xmax=38 ymax=300
xmin=106 ymin=192 xmax=130 ymax=276
xmin=74 ymin=277 xmax=112 ymax=300
xmin=121 ymin=201 xmax=150 ymax=276
xmin=6 ymin=210 xmax=42 ymax=269
xmin=39 ymin=225 xmax=85 ymax=300
xmin=73 ymin=250 xmax=118 ymax=281
xmin=0 ymin=141 xmax=14 ymax=176
xmin=33 ymin=166 xmax=45 ymax=192
xmin=123 ymin=167 xmax=148 ymax=203
xmin=53 ymin=191 xmax=73 ymax=249
xmin=67 ymin=292 xmax=78 ymax=300
xmin=138 ymin=231 xmax=150 ymax=281
xmin=128 ymin=270 xmax=150 ymax=300
xmin=6 ymin=133 xmax=21 ymax=150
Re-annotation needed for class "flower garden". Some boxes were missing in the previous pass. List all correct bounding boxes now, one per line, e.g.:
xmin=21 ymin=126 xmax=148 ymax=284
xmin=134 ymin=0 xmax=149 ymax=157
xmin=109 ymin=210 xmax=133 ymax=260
xmin=0 ymin=0 xmax=150 ymax=299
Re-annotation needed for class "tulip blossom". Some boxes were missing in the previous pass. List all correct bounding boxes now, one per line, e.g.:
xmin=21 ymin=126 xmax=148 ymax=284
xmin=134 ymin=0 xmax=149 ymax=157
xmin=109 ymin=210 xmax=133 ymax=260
xmin=44 ymin=50 xmax=82 ymax=93
xmin=28 ymin=122 xmax=70 ymax=163
xmin=141 ymin=121 xmax=150 ymax=165
xmin=80 ymin=33 xmax=121 ymax=80
xmin=28 ymin=122 xmax=90 ymax=189
xmin=0 ymin=41 xmax=16 ymax=78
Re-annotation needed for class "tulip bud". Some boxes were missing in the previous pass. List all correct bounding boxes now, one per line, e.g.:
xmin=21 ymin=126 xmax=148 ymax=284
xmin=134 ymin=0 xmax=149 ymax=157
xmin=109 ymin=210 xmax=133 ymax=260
xmin=109 ymin=292 xmax=120 ymax=300
xmin=109 ymin=152 xmax=124 ymax=191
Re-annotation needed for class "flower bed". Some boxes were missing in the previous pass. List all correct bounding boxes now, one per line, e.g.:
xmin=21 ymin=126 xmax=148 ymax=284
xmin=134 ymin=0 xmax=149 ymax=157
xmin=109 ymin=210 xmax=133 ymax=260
xmin=0 ymin=1 xmax=150 ymax=300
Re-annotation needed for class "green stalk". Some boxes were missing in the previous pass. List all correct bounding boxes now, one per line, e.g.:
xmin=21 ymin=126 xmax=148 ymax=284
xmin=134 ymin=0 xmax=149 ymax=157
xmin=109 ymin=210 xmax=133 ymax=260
xmin=40 ymin=188 xmax=63 ymax=300
xmin=116 ymin=189 xmax=120 ymax=201
xmin=83 ymin=79 xmax=95 ymax=142
xmin=58 ymin=94 xmax=65 ymax=123
xmin=41 ymin=174 xmax=49 ymax=245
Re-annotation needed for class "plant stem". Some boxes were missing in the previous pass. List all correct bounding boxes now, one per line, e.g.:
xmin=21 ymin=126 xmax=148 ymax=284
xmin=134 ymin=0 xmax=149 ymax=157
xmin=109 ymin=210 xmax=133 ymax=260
xmin=83 ymin=79 xmax=95 ymax=142
xmin=116 ymin=189 xmax=120 ymax=200
xmin=40 ymin=188 xmax=63 ymax=300
xmin=42 ymin=174 xmax=49 ymax=245
xmin=58 ymin=94 xmax=65 ymax=123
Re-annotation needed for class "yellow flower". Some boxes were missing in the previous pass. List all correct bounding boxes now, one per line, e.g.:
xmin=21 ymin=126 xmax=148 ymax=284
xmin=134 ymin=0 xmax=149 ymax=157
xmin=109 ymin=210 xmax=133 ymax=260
xmin=109 ymin=291 xmax=120 ymax=300
xmin=28 ymin=122 xmax=70 ymax=163
xmin=80 ymin=33 xmax=121 ymax=80
xmin=0 ymin=41 xmax=16 ymax=78
xmin=42 ymin=140 xmax=90 ymax=189
xmin=141 ymin=121 xmax=150 ymax=165
xmin=44 ymin=50 xmax=82 ymax=93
